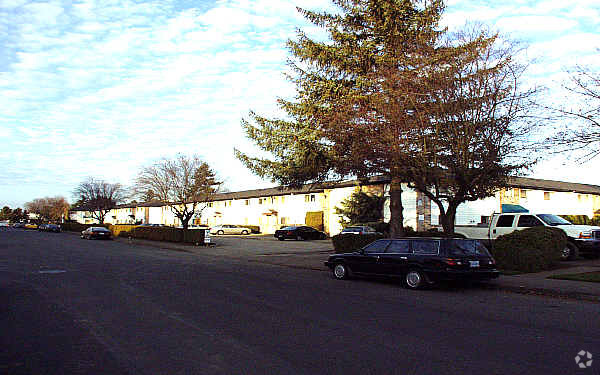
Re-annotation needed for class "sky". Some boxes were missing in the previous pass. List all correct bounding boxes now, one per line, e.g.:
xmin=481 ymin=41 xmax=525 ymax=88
xmin=1 ymin=0 xmax=599 ymax=208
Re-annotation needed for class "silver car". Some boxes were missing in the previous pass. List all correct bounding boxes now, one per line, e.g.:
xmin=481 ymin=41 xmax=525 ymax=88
xmin=340 ymin=226 xmax=381 ymax=235
xmin=210 ymin=224 xmax=250 ymax=235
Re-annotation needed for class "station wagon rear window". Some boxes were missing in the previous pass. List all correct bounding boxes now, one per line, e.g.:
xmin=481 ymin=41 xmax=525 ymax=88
xmin=447 ymin=240 xmax=491 ymax=256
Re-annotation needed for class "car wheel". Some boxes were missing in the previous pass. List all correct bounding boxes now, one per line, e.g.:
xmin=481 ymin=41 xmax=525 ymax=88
xmin=217 ymin=230 xmax=224 ymax=235
xmin=405 ymin=269 xmax=426 ymax=290
xmin=333 ymin=263 xmax=350 ymax=280
xmin=277 ymin=237 xmax=285 ymax=241
xmin=296 ymin=235 xmax=304 ymax=241
xmin=561 ymin=242 xmax=578 ymax=261
xmin=241 ymin=230 xmax=249 ymax=235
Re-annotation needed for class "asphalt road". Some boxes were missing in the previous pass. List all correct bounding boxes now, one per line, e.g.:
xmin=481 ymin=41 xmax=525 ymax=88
xmin=1 ymin=230 xmax=598 ymax=375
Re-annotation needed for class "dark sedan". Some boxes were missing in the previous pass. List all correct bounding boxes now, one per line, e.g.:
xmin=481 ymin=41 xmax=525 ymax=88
xmin=274 ymin=226 xmax=327 ymax=241
xmin=44 ymin=224 xmax=61 ymax=233
xmin=325 ymin=237 xmax=499 ymax=289
xmin=81 ymin=227 xmax=112 ymax=240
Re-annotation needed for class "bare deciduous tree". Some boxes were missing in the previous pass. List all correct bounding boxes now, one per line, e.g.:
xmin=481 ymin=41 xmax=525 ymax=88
xmin=546 ymin=59 xmax=600 ymax=160
xmin=73 ymin=178 xmax=125 ymax=224
xmin=134 ymin=155 xmax=221 ymax=230
xmin=25 ymin=196 xmax=70 ymax=222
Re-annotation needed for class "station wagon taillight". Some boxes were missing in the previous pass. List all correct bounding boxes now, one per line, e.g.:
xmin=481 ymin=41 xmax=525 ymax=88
xmin=443 ymin=258 xmax=463 ymax=266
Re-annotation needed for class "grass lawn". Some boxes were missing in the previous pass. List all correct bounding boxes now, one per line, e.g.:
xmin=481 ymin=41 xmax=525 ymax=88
xmin=547 ymin=271 xmax=600 ymax=283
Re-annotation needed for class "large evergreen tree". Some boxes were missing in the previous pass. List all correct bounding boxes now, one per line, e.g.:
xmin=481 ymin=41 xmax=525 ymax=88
xmin=237 ymin=1 xmax=537 ymax=235
xmin=236 ymin=0 xmax=447 ymax=237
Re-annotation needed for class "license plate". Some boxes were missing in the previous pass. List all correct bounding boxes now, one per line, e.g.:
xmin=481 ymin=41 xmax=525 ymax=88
xmin=469 ymin=261 xmax=480 ymax=268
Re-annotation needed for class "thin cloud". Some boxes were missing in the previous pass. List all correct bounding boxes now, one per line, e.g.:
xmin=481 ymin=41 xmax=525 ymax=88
xmin=0 ymin=0 xmax=599 ymax=208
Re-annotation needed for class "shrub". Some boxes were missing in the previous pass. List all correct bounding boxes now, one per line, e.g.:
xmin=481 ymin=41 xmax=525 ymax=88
xmin=119 ymin=226 xmax=205 ymax=244
xmin=334 ymin=191 xmax=385 ymax=226
xmin=332 ymin=233 xmax=385 ymax=253
xmin=489 ymin=226 xmax=566 ymax=273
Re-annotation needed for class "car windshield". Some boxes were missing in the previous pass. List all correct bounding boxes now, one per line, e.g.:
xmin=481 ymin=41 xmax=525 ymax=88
xmin=447 ymin=240 xmax=491 ymax=257
xmin=281 ymin=226 xmax=297 ymax=230
xmin=92 ymin=227 xmax=109 ymax=232
xmin=537 ymin=214 xmax=572 ymax=226
xmin=342 ymin=227 xmax=360 ymax=231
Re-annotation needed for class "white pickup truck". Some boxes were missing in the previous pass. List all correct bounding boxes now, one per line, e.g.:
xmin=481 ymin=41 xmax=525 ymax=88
xmin=454 ymin=213 xmax=600 ymax=260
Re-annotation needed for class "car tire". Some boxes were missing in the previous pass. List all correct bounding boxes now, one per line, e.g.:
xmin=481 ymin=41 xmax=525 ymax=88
xmin=405 ymin=269 xmax=426 ymax=290
xmin=561 ymin=242 xmax=578 ymax=261
xmin=333 ymin=263 xmax=350 ymax=280
xmin=277 ymin=237 xmax=285 ymax=241
xmin=241 ymin=230 xmax=249 ymax=235
xmin=217 ymin=230 xmax=224 ymax=235
xmin=296 ymin=235 xmax=304 ymax=241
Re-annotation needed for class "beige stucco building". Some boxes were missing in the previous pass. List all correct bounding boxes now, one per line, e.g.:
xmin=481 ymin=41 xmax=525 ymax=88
xmin=70 ymin=176 xmax=600 ymax=235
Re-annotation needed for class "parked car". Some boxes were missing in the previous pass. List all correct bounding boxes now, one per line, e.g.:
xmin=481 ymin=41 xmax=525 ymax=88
xmin=38 ymin=224 xmax=48 ymax=231
xmin=12 ymin=222 xmax=25 ymax=228
xmin=325 ymin=237 xmax=499 ymax=289
xmin=45 ymin=224 xmax=61 ymax=233
xmin=274 ymin=226 xmax=327 ymax=241
xmin=24 ymin=223 xmax=38 ymax=229
xmin=454 ymin=212 xmax=600 ymax=260
xmin=138 ymin=223 xmax=164 ymax=227
xmin=341 ymin=226 xmax=381 ymax=235
xmin=81 ymin=227 xmax=112 ymax=240
xmin=210 ymin=224 xmax=250 ymax=235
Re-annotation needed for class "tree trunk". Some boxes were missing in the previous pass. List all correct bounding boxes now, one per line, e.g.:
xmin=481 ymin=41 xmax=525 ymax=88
xmin=440 ymin=202 xmax=459 ymax=234
xmin=388 ymin=176 xmax=405 ymax=238
xmin=181 ymin=217 xmax=190 ymax=230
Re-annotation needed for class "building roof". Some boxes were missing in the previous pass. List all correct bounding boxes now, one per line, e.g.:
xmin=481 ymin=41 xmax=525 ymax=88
xmin=69 ymin=175 xmax=600 ymax=211
xmin=509 ymin=177 xmax=600 ymax=195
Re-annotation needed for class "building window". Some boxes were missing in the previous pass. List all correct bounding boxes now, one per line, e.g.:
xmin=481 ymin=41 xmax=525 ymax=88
xmin=281 ymin=217 xmax=286 ymax=224
xmin=258 ymin=198 xmax=263 ymax=205
xmin=544 ymin=192 xmax=551 ymax=200
xmin=208 ymin=203 xmax=213 ymax=207
xmin=520 ymin=189 xmax=527 ymax=199
xmin=245 ymin=199 xmax=249 ymax=205
xmin=305 ymin=194 xmax=315 ymax=203
xmin=281 ymin=196 xmax=285 ymax=204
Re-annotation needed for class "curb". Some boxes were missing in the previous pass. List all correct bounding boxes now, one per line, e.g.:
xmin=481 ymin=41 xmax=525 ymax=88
xmin=484 ymin=283 xmax=600 ymax=303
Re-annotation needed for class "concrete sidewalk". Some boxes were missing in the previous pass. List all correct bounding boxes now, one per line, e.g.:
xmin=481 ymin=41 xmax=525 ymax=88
xmin=109 ymin=234 xmax=600 ymax=302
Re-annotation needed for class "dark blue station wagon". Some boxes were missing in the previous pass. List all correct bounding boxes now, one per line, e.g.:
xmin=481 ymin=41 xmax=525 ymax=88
xmin=325 ymin=238 xmax=499 ymax=289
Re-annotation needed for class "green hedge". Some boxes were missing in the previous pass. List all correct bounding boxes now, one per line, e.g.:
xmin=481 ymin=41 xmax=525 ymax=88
xmin=559 ymin=215 xmax=600 ymax=226
xmin=117 ymin=226 xmax=205 ymax=244
xmin=332 ymin=233 xmax=385 ymax=253
xmin=489 ymin=226 xmax=566 ymax=273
